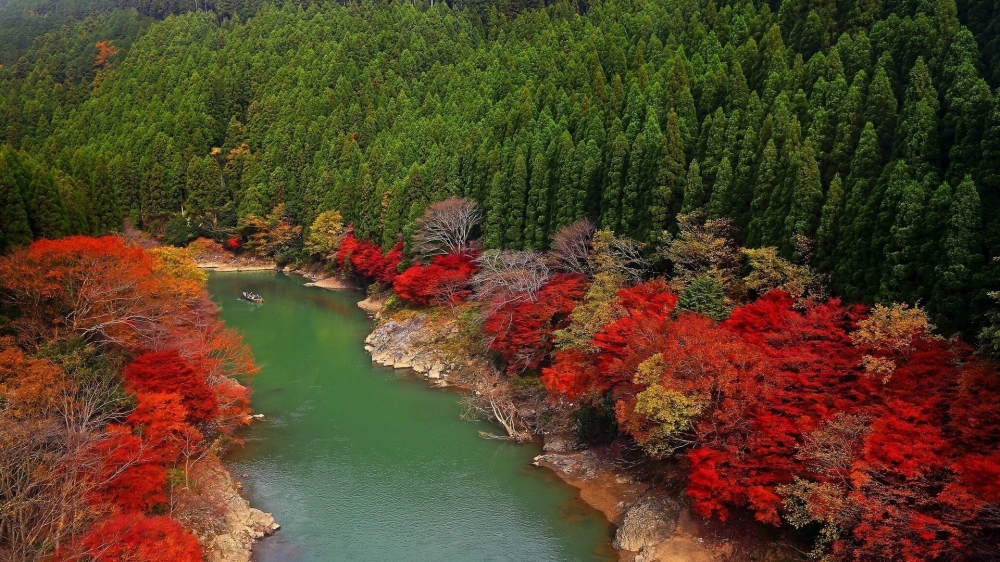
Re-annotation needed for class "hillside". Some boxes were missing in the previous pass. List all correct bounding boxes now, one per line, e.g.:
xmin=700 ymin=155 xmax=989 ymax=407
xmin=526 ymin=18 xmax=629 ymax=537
xmin=1 ymin=0 xmax=999 ymax=338
xmin=2 ymin=1 xmax=1000 ymax=560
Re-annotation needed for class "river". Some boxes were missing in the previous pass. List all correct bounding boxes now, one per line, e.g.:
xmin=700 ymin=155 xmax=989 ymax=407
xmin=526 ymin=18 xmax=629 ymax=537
xmin=208 ymin=272 xmax=615 ymax=562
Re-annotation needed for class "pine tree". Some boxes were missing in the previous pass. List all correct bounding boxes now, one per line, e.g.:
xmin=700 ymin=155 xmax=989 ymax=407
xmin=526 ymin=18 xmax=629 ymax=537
xmin=895 ymin=58 xmax=939 ymax=179
xmin=0 ymin=157 xmax=32 ymax=251
xmin=681 ymin=160 xmax=704 ymax=213
xmin=815 ymin=173 xmax=843 ymax=269
xmin=786 ymin=142 xmax=823 ymax=248
xmin=601 ymin=133 xmax=627 ymax=234
xmin=931 ymin=175 xmax=983 ymax=334
xmin=708 ymin=156 xmax=733 ymax=219
xmin=623 ymin=128 xmax=648 ymax=239
xmin=24 ymin=165 xmax=68 ymax=239
xmin=651 ymin=110 xmax=685 ymax=235
xmin=505 ymin=149 xmax=529 ymax=249
xmin=865 ymin=63 xmax=898 ymax=156
xmin=834 ymin=123 xmax=882 ymax=298
xmin=525 ymin=149 xmax=549 ymax=249
xmin=879 ymin=166 xmax=928 ymax=304
xmin=485 ymin=168 xmax=507 ymax=249
xmin=747 ymin=140 xmax=779 ymax=247
xmin=141 ymin=163 xmax=168 ymax=223
xmin=88 ymin=161 xmax=122 ymax=235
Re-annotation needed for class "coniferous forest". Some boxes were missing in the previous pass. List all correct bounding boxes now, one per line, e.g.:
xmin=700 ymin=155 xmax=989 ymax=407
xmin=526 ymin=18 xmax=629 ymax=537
xmin=1 ymin=0 xmax=999 ymax=338
xmin=4 ymin=0 xmax=1000 ymax=560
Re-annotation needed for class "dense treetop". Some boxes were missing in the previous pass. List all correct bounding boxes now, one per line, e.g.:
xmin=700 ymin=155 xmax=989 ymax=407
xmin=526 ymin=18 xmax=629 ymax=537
xmin=1 ymin=0 xmax=999 ymax=338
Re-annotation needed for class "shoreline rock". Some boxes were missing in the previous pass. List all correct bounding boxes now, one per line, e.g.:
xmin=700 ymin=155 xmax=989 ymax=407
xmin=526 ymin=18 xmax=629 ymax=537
xmin=172 ymin=456 xmax=280 ymax=562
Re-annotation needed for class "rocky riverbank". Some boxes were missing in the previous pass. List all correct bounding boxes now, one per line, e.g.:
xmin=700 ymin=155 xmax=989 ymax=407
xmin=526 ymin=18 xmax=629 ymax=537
xmin=358 ymin=310 xmax=737 ymax=562
xmin=171 ymin=455 xmax=280 ymax=562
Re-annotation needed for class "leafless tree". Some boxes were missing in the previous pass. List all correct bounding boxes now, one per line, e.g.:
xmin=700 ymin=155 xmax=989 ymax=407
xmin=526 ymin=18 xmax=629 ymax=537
xmin=547 ymin=219 xmax=596 ymax=275
xmin=472 ymin=250 xmax=551 ymax=316
xmin=411 ymin=197 xmax=482 ymax=260
xmin=462 ymin=366 xmax=531 ymax=442
xmin=605 ymin=234 xmax=649 ymax=284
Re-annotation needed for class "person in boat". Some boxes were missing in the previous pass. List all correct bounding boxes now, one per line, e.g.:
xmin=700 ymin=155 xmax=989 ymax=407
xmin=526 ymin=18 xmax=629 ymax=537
xmin=242 ymin=291 xmax=263 ymax=302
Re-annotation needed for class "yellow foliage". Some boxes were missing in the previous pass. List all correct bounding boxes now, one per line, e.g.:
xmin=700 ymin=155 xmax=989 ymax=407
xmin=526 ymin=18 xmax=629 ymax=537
xmin=661 ymin=212 xmax=742 ymax=296
xmin=743 ymin=247 xmax=825 ymax=303
xmin=304 ymin=210 xmax=344 ymax=256
xmin=149 ymin=246 xmax=208 ymax=285
xmin=777 ymin=477 xmax=852 ymax=560
xmin=553 ymin=230 xmax=627 ymax=351
xmin=630 ymin=355 xmax=709 ymax=456
xmin=852 ymin=303 xmax=933 ymax=359
xmin=860 ymin=355 xmax=897 ymax=383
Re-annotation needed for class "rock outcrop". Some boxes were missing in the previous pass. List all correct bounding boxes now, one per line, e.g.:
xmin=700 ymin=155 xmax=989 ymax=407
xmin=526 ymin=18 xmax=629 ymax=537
xmin=613 ymin=497 xmax=679 ymax=552
xmin=174 ymin=457 xmax=280 ymax=562
xmin=364 ymin=316 xmax=461 ymax=381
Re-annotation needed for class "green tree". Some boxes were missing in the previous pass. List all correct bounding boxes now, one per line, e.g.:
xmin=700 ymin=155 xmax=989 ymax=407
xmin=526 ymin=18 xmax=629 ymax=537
xmin=677 ymin=275 xmax=729 ymax=321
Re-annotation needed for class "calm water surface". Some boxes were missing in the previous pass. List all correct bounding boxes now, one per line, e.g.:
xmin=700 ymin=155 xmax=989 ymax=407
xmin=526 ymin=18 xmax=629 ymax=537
xmin=209 ymin=272 xmax=615 ymax=562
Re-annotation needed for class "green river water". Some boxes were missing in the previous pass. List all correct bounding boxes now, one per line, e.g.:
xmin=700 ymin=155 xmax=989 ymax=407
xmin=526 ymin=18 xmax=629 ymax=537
xmin=208 ymin=272 xmax=615 ymax=562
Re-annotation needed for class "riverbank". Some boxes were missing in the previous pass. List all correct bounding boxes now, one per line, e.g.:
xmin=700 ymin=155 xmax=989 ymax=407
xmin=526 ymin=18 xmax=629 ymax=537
xmin=356 ymin=308 xmax=742 ymax=562
xmin=221 ymin=268 xmax=784 ymax=561
xmin=172 ymin=455 xmax=281 ymax=562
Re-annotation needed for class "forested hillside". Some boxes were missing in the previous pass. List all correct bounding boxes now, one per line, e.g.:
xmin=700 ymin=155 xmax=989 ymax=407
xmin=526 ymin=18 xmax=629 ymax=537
xmin=0 ymin=0 xmax=999 ymax=339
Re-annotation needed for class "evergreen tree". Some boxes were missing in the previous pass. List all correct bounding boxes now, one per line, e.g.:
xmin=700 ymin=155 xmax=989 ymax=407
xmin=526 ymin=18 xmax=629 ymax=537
xmin=505 ymin=149 xmax=529 ymax=249
xmin=681 ymin=160 xmax=704 ymax=214
xmin=786 ymin=142 xmax=823 ymax=248
xmin=651 ymin=110 xmax=685 ymax=235
xmin=865 ymin=63 xmax=898 ymax=156
xmin=526 ymin=150 xmax=549 ymax=249
xmin=708 ymin=157 xmax=733 ymax=219
xmin=879 ymin=167 xmax=928 ymax=304
xmin=815 ymin=173 xmax=843 ymax=269
xmin=0 ymin=156 xmax=32 ymax=251
xmin=87 ymin=161 xmax=122 ymax=234
xmin=931 ymin=175 xmax=982 ymax=334
xmin=601 ymin=134 xmax=627 ymax=235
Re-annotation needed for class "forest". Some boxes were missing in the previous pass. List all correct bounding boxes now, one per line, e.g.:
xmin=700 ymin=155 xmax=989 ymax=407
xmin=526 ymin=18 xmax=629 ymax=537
xmin=2 ymin=0 xmax=1000 ymax=559
xmin=0 ymin=236 xmax=256 ymax=561
xmin=1 ymin=0 xmax=999 ymax=338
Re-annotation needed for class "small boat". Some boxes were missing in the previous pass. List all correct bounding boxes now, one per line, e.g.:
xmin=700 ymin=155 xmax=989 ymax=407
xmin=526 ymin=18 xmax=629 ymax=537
xmin=242 ymin=291 xmax=264 ymax=303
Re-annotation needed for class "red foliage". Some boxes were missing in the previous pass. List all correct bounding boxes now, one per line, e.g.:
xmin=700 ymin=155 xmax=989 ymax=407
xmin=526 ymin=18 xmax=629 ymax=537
xmin=484 ymin=273 xmax=588 ymax=373
xmin=70 ymin=513 xmax=202 ymax=562
xmin=225 ymin=237 xmax=242 ymax=251
xmin=0 ymin=236 xmax=259 ymax=558
xmin=90 ymin=425 xmax=167 ymax=512
xmin=393 ymin=253 xmax=478 ymax=306
xmin=542 ymin=280 xmax=678 ymax=398
xmin=335 ymin=233 xmax=402 ymax=284
xmin=543 ymin=283 xmax=1000 ymax=559
xmin=125 ymin=350 xmax=218 ymax=423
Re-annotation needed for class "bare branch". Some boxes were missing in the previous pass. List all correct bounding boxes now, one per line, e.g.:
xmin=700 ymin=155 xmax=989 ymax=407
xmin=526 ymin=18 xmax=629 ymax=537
xmin=547 ymin=219 xmax=596 ymax=275
xmin=412 ymin=197 xmax=483 ymax=260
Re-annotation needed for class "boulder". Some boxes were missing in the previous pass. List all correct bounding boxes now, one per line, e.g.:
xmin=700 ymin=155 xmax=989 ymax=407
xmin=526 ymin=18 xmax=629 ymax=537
xmin=613 ymin=497 xmax=679 ymax=552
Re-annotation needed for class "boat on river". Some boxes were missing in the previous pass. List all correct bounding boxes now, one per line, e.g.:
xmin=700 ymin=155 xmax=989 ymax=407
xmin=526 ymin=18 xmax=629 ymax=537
xmin=242 ymin=291 xmax=264 ymax=303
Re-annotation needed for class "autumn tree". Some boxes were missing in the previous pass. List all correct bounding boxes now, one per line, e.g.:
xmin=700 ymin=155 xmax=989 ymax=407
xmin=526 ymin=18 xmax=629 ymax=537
xmin=411 ymin=197 xmax=482 ymax=260
xmin=303 ymin=210 xmax=344 ymax=257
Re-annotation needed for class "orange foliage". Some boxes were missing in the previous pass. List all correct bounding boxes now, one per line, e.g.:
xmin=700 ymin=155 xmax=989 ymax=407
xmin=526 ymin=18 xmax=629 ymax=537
xmin=0 ymin=236 xmax=257 ymax=560
xmin=0 ymin=236 xmax=195 ymax=348
xmin=0 ymin=344 xmax=71 ymax=420
xmin=94 ymin=41 xmax=119 ymax=69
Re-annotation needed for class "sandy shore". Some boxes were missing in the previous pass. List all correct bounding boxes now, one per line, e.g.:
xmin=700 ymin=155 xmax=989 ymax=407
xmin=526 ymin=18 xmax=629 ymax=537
xmin=304 ymin=275 xmax=356 ymax=290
